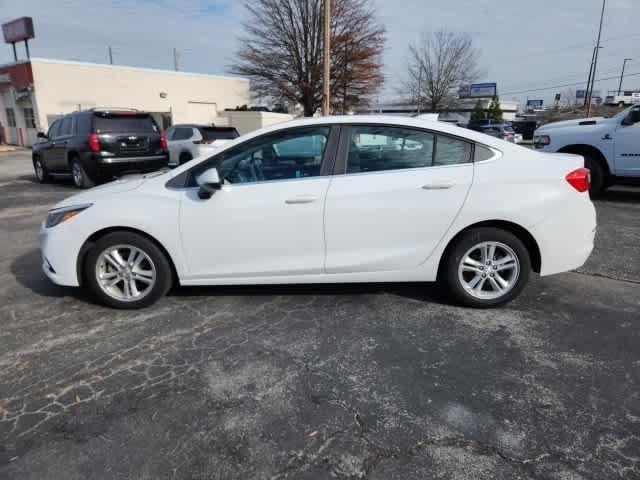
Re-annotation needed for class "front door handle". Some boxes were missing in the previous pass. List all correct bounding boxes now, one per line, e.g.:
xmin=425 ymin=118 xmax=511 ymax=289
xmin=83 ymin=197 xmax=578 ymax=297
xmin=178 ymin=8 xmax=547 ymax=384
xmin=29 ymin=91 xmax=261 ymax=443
xmin=285 ymin=196 xmax=317 ymax=204
xmin=422 ymin=183 xmax=453 ymax=190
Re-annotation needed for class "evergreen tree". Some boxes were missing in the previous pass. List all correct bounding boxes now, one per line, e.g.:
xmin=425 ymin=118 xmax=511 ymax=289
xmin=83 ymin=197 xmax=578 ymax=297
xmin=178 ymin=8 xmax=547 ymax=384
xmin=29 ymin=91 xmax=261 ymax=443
xmin=486 ymin=95 xmax=503 ymax=121
xmin=470 ymin=99 xmax=485 ymax=121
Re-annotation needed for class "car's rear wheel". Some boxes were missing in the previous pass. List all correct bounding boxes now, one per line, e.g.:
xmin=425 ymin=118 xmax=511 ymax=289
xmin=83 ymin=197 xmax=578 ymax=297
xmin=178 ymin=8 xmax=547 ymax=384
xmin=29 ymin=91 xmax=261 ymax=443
xmin=70 ymin=159 xmax=95 ymax=189
xmin=84 ymin=232 xmax=173 ymax=309
xmin=443 ymin=227 xmax=531 ymax=308
xmin=33 ymin=157 xmax=50 ymax=183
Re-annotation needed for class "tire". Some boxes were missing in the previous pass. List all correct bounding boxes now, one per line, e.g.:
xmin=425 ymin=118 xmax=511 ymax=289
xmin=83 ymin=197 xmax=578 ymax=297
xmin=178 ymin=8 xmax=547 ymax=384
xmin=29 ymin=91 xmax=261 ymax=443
xmin=83 ymin=231 xmax=173 ymax=309
xmin=179 ymin=152 xmax=193 ymax=166
xmin=583 ymin=154 xmax=605 ymax=196
xmin=33 ymin=157 xmax=51 ymax=183
xmin=618 ymin=102 xmax=625 ymax=108
xmin=443 ymin=227 xmax=531 ymax=308
xmin=70 ymin=158 xmax=95 ymax=189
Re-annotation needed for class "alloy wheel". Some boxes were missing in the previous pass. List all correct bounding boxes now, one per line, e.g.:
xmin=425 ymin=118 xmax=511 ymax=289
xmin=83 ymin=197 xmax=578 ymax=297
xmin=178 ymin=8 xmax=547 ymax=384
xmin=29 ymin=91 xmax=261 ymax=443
xmin=457 ymin=241 xmax=520 ymax=300
xmin=72 ymin=163 xmax=84 ymax=187
xmin=95 ymin=244 xmax=157 ymax=302
xmin=35 ymin=160 xmax=44 ymax=181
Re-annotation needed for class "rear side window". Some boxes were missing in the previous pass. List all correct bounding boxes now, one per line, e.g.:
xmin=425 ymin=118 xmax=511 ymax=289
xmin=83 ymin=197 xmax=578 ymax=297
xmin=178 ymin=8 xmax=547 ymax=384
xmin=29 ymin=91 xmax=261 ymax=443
xmin=94 ymin=114 xmax=158 ymax=134
xmin=200 ymin=127 xmax=239 ymax=141
xmin=347 ymin=125 xmax=434 ymax=173
xmin=59 ymin=116 xmax=73 ymax=136
xmin=173 ymin=127 xmax=193 ymax=140
xmin=76 ymin=114 xmax=91 ymax=135
xmin=434 ymin=136 xmax=472 ymax=166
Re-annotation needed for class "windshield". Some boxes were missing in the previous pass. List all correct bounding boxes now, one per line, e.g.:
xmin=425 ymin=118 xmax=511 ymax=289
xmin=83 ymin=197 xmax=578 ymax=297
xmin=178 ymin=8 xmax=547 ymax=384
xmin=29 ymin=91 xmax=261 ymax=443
xmin=94 ymin=114 xmax=158 ymax=134
xmin=612 ymin=105 xmax=638 ymax=121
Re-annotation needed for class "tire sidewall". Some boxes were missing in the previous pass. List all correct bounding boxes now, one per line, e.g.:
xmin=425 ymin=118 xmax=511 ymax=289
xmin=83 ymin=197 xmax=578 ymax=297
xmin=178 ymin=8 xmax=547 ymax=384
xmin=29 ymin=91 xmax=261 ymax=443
xmin=583 ymin=155 xmax=604 ymax=195
xmin=33 ymin=158 xmax=47 ymax=183
xmin=445 ymin=227 xmax=531 ymax=308
xmin=84 ymin=232 xmax=173 ymax=309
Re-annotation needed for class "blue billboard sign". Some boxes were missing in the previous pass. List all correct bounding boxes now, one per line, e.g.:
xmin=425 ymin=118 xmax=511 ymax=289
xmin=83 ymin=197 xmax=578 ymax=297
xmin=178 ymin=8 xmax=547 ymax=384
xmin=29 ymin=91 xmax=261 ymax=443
xmin=576 ymin=89 xmax=586 ymax=99
xmin=527 ymin=99 xmax=544 ymax=108
xmin=459 ymin=83 xmax=497 ymax=98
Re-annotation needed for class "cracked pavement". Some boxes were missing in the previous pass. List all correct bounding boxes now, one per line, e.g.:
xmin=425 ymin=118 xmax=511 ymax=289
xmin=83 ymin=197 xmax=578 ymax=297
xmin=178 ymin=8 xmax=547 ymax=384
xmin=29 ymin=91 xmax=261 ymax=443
xmin=0 ymin=149 xmax=639 ymax=479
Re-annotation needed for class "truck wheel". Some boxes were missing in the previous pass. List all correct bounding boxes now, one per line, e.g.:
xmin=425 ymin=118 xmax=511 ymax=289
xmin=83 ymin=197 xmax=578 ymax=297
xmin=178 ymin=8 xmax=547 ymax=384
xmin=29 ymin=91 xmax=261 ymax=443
xmin=70 ymin=159 xmax=95 ymax=189
xmin=618 ymin=101 xmax=625 ymax=108
xmin=584 ymin=155 xmax=605 ymax=195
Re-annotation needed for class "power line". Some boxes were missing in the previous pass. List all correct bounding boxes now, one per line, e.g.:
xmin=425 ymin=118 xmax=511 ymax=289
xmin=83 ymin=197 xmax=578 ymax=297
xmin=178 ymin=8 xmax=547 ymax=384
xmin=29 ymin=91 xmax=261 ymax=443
xmin=501 ymin=71 xmax=640 ymax=96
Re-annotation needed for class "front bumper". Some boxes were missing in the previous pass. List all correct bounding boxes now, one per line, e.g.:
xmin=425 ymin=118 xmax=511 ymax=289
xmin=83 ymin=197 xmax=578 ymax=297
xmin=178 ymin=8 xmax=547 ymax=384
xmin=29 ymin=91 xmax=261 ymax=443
xmin=40 ymin=221 xmax=83 ymax=287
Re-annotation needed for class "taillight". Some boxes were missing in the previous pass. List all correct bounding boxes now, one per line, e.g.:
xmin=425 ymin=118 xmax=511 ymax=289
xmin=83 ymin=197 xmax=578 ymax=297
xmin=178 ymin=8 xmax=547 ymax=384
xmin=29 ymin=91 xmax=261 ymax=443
xmin=159 ymin=131 xmax=168 ymax=150
xmin=88 ymin=133 xmax=100 ymax=152
xmin=565 ymin=168 xmax=591 ymax=193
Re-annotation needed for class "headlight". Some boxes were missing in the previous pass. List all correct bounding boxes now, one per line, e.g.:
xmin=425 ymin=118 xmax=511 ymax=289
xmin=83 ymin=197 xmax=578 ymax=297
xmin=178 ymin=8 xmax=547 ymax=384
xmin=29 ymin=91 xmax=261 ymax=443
xmin=45 ymin=204 xmax=92 ymax=228
xmin=533 ymin=135 xmax=551 ymax=147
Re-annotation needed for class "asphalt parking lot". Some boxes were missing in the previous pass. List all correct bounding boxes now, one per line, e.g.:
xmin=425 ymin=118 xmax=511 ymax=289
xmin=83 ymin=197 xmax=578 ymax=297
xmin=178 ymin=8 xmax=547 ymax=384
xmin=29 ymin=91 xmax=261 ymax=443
xmin=0 ymin=148 xmax=638 ymax=479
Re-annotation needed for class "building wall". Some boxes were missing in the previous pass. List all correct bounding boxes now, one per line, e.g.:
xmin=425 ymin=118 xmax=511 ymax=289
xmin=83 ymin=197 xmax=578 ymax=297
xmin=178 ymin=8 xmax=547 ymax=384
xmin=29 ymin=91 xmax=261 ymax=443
xmin=29 ymin=58 xmax=250 ymax=132
xmin=219 ymin=111 xmax=294 ymax=135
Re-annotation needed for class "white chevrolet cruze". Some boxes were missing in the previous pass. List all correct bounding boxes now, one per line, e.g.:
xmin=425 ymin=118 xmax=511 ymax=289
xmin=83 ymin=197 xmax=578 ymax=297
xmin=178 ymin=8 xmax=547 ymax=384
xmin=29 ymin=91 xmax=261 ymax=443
xmin=40 ymin=116 xmax=596 ymax=309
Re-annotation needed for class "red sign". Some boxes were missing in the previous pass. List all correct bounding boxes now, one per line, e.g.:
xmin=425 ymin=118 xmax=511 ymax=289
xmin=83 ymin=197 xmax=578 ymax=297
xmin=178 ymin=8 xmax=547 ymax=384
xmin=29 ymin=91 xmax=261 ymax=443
xmin=2 ymin=17 xmax=35 ymax=44
xmin=0 ymin=62 xmax=34 ymax=88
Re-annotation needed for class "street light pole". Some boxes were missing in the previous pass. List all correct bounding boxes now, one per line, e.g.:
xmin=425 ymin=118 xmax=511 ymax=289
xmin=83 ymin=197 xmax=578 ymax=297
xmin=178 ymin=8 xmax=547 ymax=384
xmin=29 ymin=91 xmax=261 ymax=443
xmin=586 ymin=0 xmax=606 ymax=117
xmin=584 ymin=46 xmax=598 ymax=107
xmin=322 ymin=0 xmax=331 ymax=116
xmin=618 ymin=58 xmax=632 ymax=95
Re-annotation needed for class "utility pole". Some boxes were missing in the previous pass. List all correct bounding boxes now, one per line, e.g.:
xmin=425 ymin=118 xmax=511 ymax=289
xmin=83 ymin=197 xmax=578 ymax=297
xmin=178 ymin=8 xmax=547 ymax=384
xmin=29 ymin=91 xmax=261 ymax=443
xmin=618 ymin=58 xmax=632 ymax=95
xmin=584 ymin=46 xmax=598 ymax=107
xmin=586 ymin=0 xmax=606 ymax=117
xmin=416 ymin=66 xmax=422 ymax=114
xmin=322 ymin=0 xmax=331 ymax=116
xmin=173 ymin=48 xmax=179 ymax=72
xmin=108 ymin=46 xmax=113 ymax=65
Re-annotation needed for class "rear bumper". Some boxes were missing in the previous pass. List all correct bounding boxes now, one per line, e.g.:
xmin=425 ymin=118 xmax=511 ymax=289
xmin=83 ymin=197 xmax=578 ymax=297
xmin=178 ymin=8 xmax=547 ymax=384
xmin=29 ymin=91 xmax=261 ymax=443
xmin=532 ymin=195 xmax=597 ymax=276
xmin=82 ymin=152 xmax=169 ymax=178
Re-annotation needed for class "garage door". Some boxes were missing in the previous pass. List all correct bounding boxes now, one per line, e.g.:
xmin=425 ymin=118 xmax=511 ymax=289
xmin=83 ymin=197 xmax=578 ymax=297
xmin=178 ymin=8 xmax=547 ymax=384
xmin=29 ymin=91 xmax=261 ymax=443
xmin=186 ymin=102 xmax=217 ymax=125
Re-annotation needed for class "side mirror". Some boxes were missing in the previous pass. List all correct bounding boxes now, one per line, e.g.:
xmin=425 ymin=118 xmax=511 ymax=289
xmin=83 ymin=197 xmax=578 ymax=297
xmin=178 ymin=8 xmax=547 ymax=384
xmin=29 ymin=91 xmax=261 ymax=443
xmin=196 ymin=167 xmax=222 ymax=199
xmin=37 ymin=131 xmax=48 ymax=139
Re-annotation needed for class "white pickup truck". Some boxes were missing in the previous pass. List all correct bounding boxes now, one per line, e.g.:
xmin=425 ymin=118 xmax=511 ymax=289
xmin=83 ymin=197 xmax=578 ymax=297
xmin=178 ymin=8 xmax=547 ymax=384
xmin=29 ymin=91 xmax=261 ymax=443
xmin=534 ymin=104 xmax=640 ymax=194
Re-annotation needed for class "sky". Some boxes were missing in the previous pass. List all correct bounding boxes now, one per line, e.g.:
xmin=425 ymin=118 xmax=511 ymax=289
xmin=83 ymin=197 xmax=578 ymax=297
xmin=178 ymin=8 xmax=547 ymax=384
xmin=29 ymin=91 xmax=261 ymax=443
xmin=1 ymin=0 xmax=638 ymax=109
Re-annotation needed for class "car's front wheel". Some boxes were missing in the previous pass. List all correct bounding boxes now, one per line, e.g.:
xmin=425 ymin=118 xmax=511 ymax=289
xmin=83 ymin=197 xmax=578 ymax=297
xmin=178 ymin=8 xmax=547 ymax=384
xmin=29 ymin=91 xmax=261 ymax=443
xmin=33 ymin=157 xmax=50 ymax=183
xmin=443 ymin=227 xmax=531 ymax=308
xmin=84 ymin=232 xmax=173 ymax=309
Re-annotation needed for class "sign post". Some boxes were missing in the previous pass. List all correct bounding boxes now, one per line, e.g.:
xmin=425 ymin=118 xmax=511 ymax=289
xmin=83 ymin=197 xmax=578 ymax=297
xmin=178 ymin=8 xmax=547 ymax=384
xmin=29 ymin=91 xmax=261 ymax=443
xmin=2 ymin=17 xmax=35 ymax=62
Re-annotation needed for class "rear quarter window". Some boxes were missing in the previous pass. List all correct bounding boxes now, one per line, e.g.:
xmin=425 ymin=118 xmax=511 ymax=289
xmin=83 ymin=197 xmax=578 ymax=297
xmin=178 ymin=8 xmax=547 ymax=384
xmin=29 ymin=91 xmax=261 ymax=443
xmin=474 ymin=144 xmax=495 ymax=162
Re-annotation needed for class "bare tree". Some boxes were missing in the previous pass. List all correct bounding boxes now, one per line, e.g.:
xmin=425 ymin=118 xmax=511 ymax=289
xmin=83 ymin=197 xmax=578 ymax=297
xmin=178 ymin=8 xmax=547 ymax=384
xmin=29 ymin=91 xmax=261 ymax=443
xmin=231 ymin=0 xmax=385 ymax=116
xmin=403 ymin=30 xmax=481 ymax=112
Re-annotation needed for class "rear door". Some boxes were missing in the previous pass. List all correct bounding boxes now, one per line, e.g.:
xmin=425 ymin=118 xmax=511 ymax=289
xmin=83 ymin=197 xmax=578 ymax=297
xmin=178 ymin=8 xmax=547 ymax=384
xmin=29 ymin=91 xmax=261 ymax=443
xmin=49 ymin=115 xmax=73 ymax=172
xmin=324 ymin=124 xmax=473 ymax=273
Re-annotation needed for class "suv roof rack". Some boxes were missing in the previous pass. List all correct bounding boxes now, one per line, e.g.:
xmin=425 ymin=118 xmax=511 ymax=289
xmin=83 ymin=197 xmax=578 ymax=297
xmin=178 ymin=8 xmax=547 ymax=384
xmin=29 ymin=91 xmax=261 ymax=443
xmin=89 ymin=107 xmax=143 ymax=114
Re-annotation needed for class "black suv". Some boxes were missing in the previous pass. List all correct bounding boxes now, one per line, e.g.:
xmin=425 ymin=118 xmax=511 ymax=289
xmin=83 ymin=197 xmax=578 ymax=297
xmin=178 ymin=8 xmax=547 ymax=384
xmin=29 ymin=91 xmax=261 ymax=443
xmin=32 ymin=109 xmax=169 ymax=188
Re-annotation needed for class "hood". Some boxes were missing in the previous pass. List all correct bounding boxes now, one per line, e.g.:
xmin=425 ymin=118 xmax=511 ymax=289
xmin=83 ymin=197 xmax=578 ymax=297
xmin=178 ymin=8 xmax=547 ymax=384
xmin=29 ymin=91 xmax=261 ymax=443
xmin=53 ymin=173 xmax=150 ymax=209
xmin=537 ymin=116 xmax=611 ymax=132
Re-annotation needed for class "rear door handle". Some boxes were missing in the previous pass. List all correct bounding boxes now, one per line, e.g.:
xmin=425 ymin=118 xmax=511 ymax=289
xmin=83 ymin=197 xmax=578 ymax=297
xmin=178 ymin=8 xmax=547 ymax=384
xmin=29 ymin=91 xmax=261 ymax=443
xmin=422 ymin=183 xmax=453 ymax=190
xmin=285 ymin=196 xmax=317 ymax=204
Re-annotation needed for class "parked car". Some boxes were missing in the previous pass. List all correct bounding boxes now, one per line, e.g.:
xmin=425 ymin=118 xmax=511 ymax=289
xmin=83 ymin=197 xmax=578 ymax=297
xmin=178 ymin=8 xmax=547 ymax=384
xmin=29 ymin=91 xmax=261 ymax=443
xmin=32 ymin=109 xmax=169 ymax=188
xmin=604 ymin=91 xmax=640 ymax=107
xmin=511 ymin=120 xmax=540 ymax=141
xmin=165 ymin=124 xmax=239 ymax=166
xmin=40 ymin=116 xmax=595 ymax=309
xmin=534 ymin=103 xmax=640 ymax=194
xmin=478 ymin=124 xmax=517 ymax=142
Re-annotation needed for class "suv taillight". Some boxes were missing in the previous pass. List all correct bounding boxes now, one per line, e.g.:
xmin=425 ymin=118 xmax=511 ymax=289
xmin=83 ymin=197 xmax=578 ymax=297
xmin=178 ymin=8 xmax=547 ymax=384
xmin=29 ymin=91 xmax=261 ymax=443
xmin=160 ymin=131 xmax=168 ymax=150
xmin=88 ymin=133 xmax=100 ymax=152
xmin=566 ymin=168 xmax=591 ymax=193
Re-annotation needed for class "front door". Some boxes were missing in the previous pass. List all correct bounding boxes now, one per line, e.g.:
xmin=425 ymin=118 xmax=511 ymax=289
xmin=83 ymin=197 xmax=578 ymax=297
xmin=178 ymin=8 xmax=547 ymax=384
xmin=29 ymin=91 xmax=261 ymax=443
xmin=49 ymin=115 xmax=73 ymax=172
xmin=324 ymin=124 xmax=474 ymax=273
xmin=179 ymin=125 xmax=337 ymax=279
xmin=614 ymin=107 xmax=640 ymax=176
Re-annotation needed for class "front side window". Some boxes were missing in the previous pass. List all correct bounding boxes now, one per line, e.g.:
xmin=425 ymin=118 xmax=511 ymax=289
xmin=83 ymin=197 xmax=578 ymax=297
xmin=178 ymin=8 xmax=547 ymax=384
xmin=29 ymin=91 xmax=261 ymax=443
xmin=59 ymin=116 xmax=72 ymax=136
xmin=187 ymin=126 xmax=330 ymax=186
xmin=347 ymin=125 xmax=434 ymax=174
xmin=48 ymin=120 xmax=60 ymax=139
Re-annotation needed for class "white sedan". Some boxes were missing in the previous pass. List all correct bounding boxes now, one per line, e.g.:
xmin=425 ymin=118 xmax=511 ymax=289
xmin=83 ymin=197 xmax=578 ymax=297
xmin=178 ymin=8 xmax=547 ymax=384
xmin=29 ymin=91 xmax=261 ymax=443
xmin=40 ymin=116 xmax=596 ymax=309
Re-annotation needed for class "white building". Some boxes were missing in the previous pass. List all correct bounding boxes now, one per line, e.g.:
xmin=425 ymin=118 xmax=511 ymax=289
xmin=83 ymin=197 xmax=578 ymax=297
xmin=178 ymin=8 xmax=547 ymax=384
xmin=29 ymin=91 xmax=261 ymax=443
xmin=0 ymin=58 xmax=259 ymax=147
